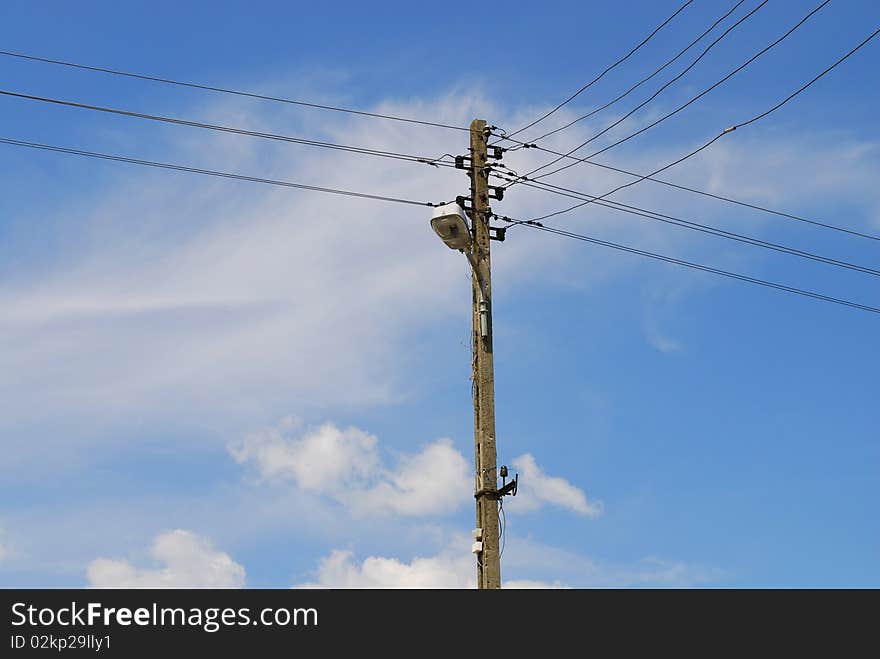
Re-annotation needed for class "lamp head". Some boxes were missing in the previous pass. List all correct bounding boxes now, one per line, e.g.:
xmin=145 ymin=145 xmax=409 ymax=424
xmin=430 ymin=202 xmax=472 ymax=250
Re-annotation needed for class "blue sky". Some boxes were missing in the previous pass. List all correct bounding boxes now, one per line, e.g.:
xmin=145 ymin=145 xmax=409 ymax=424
xmin=0 ymin=0 xmax=878 ymax=587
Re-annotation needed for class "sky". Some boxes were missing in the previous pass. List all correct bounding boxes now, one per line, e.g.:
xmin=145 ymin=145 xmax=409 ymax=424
xmin=0 ymin=0 xmax=878 ymax=588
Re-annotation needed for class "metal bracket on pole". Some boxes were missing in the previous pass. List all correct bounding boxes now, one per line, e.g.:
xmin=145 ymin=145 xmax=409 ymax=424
xmin=473 ymin=474 xmax=517 ymax=500
xmin=497 ymin=474 xmax=518 ymax=498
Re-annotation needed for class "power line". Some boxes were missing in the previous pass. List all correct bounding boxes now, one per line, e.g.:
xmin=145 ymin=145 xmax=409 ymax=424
xmin=526 ymin=23 xmax=880 ymax=225
xmin=0 ymin=49 xmax=471 ymax=133
xmin=492 ymin=173 xmax=880 ymax=278
xmin=519 ymin=0 xmax=830 ymax=185
xmin=501 ymin=0 xmax=695 ymax=142
xmin=489 ymin=136 xmax=880 ymax=241
xmin=515 ymin=220 xmax=880 ymax=315
xmin=523 ymin=0 xmax=768 ymax=178
xmin=527 ymin=0 xmax=745 ymax=144
xmin=0 ymin=89 xmax=458 ymax=169
xmin=519 ymin=144 xmax=880 ymax=241
xmin=0 ymin=136 xmax=442 ymax=208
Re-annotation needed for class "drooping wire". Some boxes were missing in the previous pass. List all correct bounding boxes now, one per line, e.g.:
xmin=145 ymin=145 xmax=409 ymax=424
xmin=0 ymin=137 xmax=443 ymax=208
xmin=0 ymin=49 xmax=471 ymax=133
xmin=498 ymin=498 xmax=506 ymax=560
xmin=500 ymin=0 xmax=696 ymax=142
xmin=525 ymin=22 xmax=880 ymax=226
xmin=507 ymin=219 xmax=880 ymax=315
xmin=491 ymin=172 xmax=880 ymax=278
xmin=0 ymin=89 xmax=459 ymax=170
xmin=515 ymin=0 xmax=831 ymax=186
xmin=523 ymin=0 xmax=769 ymax=178
xmin=528 ymin=0 xmax=748 ymax=144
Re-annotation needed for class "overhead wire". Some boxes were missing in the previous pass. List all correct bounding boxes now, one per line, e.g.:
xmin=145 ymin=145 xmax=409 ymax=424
xmin=512 ymin=0 xmax=831 ymax=186
xmin=0 ymin=137 xmax=443 ymax=208
xmin=491 ymin=172 xmax=880 ymax=278
xmin=527 ymin=0 xmax=746 ymax=145
xmin=500 ymin=0 xmax=695 ymax=142
xmin=0 ymin=89 xmax=459 ymax=169
xmin=502 ymin=142 xmax=880 ymax=241
xmin=523 ymin=0 xmax=769 ymax=178
xmin=512 ymin=220 xmax=880 ymax=315
xmin=525 ymin=23 xmax=880 ymax=225
xmin=0 ymin=49 xmax=471 ymax=133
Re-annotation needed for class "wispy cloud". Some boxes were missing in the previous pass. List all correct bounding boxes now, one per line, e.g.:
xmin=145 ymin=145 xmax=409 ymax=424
xmin=3 ymin=85 xmax=878 ymax=472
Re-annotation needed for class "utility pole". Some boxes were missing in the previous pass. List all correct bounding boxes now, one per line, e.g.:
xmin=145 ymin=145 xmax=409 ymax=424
xmin=469 ymin=118 xmax=501 ymax=589
xmin=430 ymin=119 xmax=516 ymax=588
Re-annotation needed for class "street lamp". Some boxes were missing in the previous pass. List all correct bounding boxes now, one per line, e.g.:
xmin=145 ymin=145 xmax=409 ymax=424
xmin=430 ymin=202 xmax=488 ymax=305
xmin=430 ymin=202 xmax=472 ymax=250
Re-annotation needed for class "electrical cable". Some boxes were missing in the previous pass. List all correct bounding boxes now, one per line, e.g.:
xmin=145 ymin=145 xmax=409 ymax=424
xmin=501 ymin=0 xmax=695 ymax=142
xmin=528 ymin=0 xmax=747 ymax=145
xmin=498 ymin=498 xmax=506 ymax=560
xmin=491 ymin=173 xmax=880 ymax=278
xmin=528 ymin=1 xmax=746 ymax=144
xmin=524 ymin=0 xmax=768 ymax=177
xmin=515 ymin=0 xmax=831 ymax=185
xmin=503 ymin=145 xmax=880 ymax=241
xmin=0 ymin=89 xmax=459 ymax=169
xmin=0 ymin=49 xmax=470 ymax=133
xmin=511 ymin=219 xmax=880 ymax=315
xmin=0 ymin=136 xmax=443 ymax=208
xmin=521 ymin=23 xmax=880 ymax=225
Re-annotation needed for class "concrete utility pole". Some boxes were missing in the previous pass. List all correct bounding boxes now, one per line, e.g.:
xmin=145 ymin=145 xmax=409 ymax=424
xmin=469 ymin=118 xmax=501 ymax=589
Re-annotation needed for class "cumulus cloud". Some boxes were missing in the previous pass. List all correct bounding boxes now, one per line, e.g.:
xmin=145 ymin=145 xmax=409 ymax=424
xmin=231 ymin=421 xmax=598 ymax=520
xmin=294 ymin=546 xmax=563 ymax=589
xmin=87 ymin=530 xmax=245 ymax=588
xmin=292 ymin=540 xmax=716 ymax=588
xmin=509 ymin=454 xmax=603 ymax=517
xmin=230 ymin=422 xmax=471 ymax=517
xmin=295 ymin=549 xmax=474 ymax=589
xmin=230 ymin=423 xmax=381 ymax=491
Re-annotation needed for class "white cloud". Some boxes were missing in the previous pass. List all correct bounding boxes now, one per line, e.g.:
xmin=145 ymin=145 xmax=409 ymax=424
xmin=231 ymin=421 xmax=598 ymax=520
xmin=295 ymin=549 xmax=474 ymax=589
xmin=86 ymin=530 xmax=245 ymax=588
xmin=357 ymin=439 xmax=471 ymax=516
xmin=509 ymin=453 xmax=603 ymax=517
xmin=293 ymin=538 xmax=717 ymax=589
xmin=230 ymin=423 xmax=380 ymax=491
xmin=230 ymin=421 xmax=471 ymax=517
xmin=293 ymin=545 xmax=564 ymax=589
